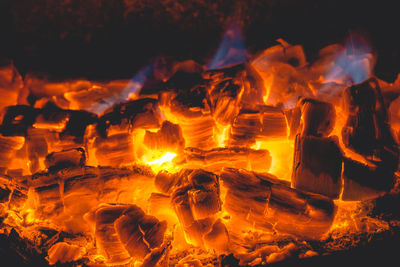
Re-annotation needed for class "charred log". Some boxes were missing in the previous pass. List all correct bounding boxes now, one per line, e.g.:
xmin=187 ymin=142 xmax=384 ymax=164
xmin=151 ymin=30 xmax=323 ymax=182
xmin=221 ymin=168 xmax=336 ymax=239
xmin=92 ymin=203 xmax=167 ymax=264
xmin=229 ymin=105 xmax=287 ymax=146
xmin=342 ymin=157 xmax=395 ymax=201
xmin=144 ymin=120 xmax=185 ymax=152
xmin=96 ymin=98 xmax=161 ymax=138
xmin=44 ymin=147 xmax=86 ymax=172
xmin=292 ymin=135 xmax=343 ymax=199
xmin=342 ymin=78 xmax=399 ymax=165
xmin=184 ymin=146 xmax=271 ymax=172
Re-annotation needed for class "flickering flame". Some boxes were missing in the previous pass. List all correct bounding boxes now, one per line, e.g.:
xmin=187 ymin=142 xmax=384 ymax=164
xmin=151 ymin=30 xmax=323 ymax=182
xmin=145 ymin=152 xmax=177 ymax=173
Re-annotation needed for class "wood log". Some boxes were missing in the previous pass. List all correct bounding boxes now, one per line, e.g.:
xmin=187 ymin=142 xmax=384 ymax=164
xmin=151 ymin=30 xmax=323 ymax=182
xmin=46 ymin=242 xmax=85 ymax=265
xmin=342 ymin=78 xmax=399 ymax=165
xmin=44 ymin=147 xmax=86 ymax=172
xmin=94 ymin=133 xmax=135 ymax=167
xmin=94 ymin=204 xmax=131 ymax=265
xmin=342 ymin=157 xmax=395 ymax=201
xmin=93 ymin=203 xmax=167 ymax=263
xmin=184 ymin=147 xmax=271 ymax=173
xmin=203 ymin=219 xmax=230 ymax=253
xmin=144 ymin=120 xmax=185 ymax=152
xmin=0 ymin=134 xmax=24 ymax=168
xmin=229 ymin=105 xmax=287 ymax=146
xmin=96 ymin=98 xmax=161 ymax=138
xmin=299 ymin=98 xmax=336 ymax=137
xmin=170 ymin=169 xmax=223 ymax=248
xmin=220 ymin=168 xmax=336 ymax=239
xmin=29 ymin=165 xmax=154 ymax=220
xmin=291 ymin=135 xmax=343 ymax=199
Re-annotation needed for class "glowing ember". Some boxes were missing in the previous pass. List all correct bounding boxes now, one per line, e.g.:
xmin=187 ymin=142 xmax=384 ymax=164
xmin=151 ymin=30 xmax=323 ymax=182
xmin=0 ymin=30 xmax=399 ymax=267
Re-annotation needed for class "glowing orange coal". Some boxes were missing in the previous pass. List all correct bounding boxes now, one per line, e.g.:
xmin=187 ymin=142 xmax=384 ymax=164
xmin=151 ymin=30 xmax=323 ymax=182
xmin=0 ymin=27 xmax=400 ymax=267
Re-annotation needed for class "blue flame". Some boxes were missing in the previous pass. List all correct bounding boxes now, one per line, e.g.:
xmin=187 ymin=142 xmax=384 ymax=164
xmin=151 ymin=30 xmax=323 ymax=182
xmin=323 ymin=35 xmax=373 ymax=91
xmin=207 ymin=22 xmax=249 ymax=70
xmin=90 ymin=62 xmax=154 ymax=114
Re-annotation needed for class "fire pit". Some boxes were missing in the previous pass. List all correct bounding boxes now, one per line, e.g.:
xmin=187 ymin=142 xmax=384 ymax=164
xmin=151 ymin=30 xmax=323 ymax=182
xmin=1 ymin=1 xmax=400 ymax=266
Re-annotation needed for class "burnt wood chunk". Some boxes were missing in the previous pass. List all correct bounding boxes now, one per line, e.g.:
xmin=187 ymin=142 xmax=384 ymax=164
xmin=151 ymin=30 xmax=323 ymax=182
xmin=93 ymin=204 xmax=167 ymax=264
xmin=94 ymin=204 xmax=131 ymax=265
xmin=0 ymin=135 xmax=25 ymax=168
xmin=94 ymin=133 xmax=135 ymax=166
xmin=300 ymin=98 xmax=336 ymax=137
xmin=144 ymin=121 xmax=185 ymax=152
xmin=46 ymin=242 xmax=85 ymax=265
xmin=170 ymin=169 xmax=223 ymax=248
xmin=221 ymin=168 xmax=336 ymax=239
xmin=96 ymin=98 xmax=161 ymax=138
xmin=229 ymin=105 xmax=287 ymax=146
xmin=45 ymin=147 xmax=86 ymax=172
xmin=184 ymin=147 xmax=271 ymax=173
xmin=203 ymin=219 xmax=230 ymax=253
xmin=342 ymin=157 xmax=395 ymax=201
xmin=0 ymin=177 xmax=11 ymax=203
xmin=342 ymin=78 xmax=399 ymax=165
xmin=292 ymin=135 xmax=343 ymax=199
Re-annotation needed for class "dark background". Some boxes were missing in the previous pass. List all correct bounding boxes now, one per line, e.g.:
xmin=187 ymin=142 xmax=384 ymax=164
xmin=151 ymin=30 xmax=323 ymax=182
xmin=0 ymin=0 xmax=399 ymax=82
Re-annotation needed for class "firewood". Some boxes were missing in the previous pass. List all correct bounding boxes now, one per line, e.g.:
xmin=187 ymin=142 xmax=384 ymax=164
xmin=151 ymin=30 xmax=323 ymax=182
xmin=292 ymin=135 xmax=343 ymax=199
xmin=144 ymin=120 xmax=185 ymax=152
xmin=46 ymin=242 xmax=85 ymax=265
xmin=203 ymin=219 xmax=230 ymax=253
xmin=0 ymin=134 xmax=25 ymax=168
xmin=184 ymin=147 xmax=271 ymax=173
xmin=229 ymin=105 xmax=287 ymax=146
xmin=341 ymin=157 xmax=395 ymax=201
xmin=170 ymin=169 xmax=223 ymax=248
xmin=34 ymin=183 xmax=63 ymax=216
xmin=94 ymin=204 xmax=131 ymax=265
xmin=45 ymin=147 xmax=86 ymax=172
xmin=220 ymin=168 xmax=336 ymax=239
xmin=0 ymin=177 xmax=11 ymax=203
xmin=96 ymin=98 xmax=161 ymax=138
xmin=92 ymin=204 xmax=168 ymax=263
xmin=342 ymin=78 xmax=399 ymax=164
xmin=94 ymin=133 xmax=135 ymax=166
xmin=299 ymin=98 xmax=336 ymax=137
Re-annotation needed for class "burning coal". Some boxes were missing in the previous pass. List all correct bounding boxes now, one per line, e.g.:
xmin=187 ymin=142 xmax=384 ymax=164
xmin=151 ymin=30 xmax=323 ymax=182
xmin=1 ymin=27 xmax=400 ymax=267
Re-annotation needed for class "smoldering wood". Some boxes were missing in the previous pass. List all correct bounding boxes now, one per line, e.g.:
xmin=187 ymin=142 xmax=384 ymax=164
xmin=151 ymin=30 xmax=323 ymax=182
xmin=28 ymin=165 xmax=154 ymax=219
xmin=0 ymin=176 xmax=12 ymax=203
xmin=207 ymin=79 xmax=241 ymax=125
xmin=94 ymin=133 xmax=135 ymax=166
xmin=0 ymin=134 xmax=24 ymax=168
xmin=0 ymin=102 xmax=97 ymax=143
xmin=170 ymin=169 xmax=224 ymax=248
xmin=220 ymin=168 xmax=336 ymax=239
xmin=96 ymin=98 xmax=161 ymax=138
xmin=285 ymin=106 xmax=302 ymax=139
xmin=342 ymin=78 xmax=399 ymax=165
xmin=184 ymin=146 xmax=271 ymax=173
xmin=299 ymin=98 xmax=336 ymax=137
xmin=229 ymin=105 xmax=287 ymax=146
xmin=292 ymin=135 xmax=343 ymax=199
xmin=341 ymin=157 xmax=395 ymax=201
xmin=44 ymin=147 xmax=86 ymax=172
xmin=93 ymin=204 xmax=131 ymax=265
xmin=203 ymin=219 xmax=230 ymax=253
xmin=144 ymin=120 xmax=185 ymax=152
xmin=93 ymin=203 xmax=167 ymax=264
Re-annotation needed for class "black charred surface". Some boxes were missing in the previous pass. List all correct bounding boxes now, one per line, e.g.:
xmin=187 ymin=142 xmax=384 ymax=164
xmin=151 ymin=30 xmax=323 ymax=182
xmin=96 ymin=98 xmax=159 ymax=138
xmin=342 ymin=78 xmax=399 ymax=171
xmin=0 ymin=102 xmax=97 ymax=142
